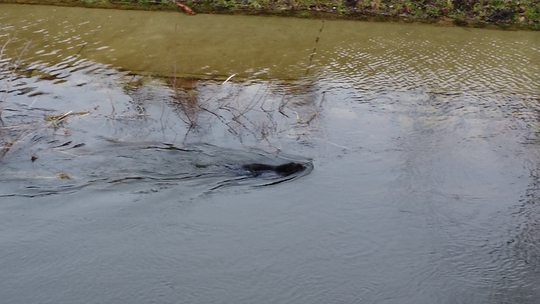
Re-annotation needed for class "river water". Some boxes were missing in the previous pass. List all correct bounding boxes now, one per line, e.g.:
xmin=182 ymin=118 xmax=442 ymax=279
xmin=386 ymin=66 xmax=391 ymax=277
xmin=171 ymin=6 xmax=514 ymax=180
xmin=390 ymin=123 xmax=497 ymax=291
xmin=1 ymin=4 xmax=539 ymax=304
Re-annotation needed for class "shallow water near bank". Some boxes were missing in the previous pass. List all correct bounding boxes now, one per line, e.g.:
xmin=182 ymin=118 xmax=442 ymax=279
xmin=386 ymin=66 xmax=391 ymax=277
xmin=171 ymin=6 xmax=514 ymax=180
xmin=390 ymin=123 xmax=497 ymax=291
xmin=1 ymin=4 xmax=540 ymax=304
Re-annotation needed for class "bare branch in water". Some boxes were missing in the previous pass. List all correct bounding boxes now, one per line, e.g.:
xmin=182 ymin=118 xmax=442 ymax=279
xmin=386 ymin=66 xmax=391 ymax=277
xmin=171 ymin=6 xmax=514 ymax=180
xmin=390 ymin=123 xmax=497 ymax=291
xmin=1 ymin=36 xmax=32 ymax=125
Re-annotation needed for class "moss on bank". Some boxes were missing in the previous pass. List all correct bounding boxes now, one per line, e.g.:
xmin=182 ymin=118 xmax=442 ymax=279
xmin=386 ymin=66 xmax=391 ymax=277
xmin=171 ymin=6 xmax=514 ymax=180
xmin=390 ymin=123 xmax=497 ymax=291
xmin=1 ymin=0 xmax=539 ymax=30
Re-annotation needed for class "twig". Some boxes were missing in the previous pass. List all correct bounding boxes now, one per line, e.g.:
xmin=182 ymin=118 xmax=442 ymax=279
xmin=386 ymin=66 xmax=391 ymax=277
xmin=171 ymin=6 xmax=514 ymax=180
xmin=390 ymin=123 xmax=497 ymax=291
xmin=305 ymin=20 xmax=325 ymax=76
xmin=1 ymin=37 xmax=32 ymax=125
xmin=175 ymin=1 xmax=196 ymax=15
xmin=222 ymin=74 xmax=236 ymax=85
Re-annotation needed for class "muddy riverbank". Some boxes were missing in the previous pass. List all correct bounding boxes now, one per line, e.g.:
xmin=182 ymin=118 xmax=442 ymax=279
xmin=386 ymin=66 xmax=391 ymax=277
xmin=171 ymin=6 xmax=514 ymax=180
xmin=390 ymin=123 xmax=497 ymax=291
xmin=1 ymin=0 xmax=539 ymax=30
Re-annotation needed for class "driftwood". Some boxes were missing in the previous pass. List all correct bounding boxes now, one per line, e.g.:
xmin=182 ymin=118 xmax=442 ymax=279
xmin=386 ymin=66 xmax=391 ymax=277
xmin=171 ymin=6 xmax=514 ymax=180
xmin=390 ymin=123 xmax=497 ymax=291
xmin=176 ymin=1 xmax=196 ymax=15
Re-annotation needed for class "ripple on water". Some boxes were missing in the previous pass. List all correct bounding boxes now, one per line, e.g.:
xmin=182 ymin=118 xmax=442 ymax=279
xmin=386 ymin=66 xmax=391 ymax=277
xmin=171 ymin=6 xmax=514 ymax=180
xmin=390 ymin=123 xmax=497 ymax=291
xmin=0 ymin=139 xmax=313 ymax=198
xmin=1 ymin=54 xmax=315 ymax=198
xmin=324 ymin=32 xmax=539 ymax=97
xmin=2 ymin=9 xmax=540 ymax=304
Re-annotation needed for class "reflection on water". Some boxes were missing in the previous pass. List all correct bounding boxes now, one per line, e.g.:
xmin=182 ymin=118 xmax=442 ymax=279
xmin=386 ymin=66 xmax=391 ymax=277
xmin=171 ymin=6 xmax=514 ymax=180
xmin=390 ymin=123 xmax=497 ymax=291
xmin=322 ymin=28 xmax=540 ymax=96
xmin=1 ymin=4 xmax=539 ymax=94
xmin=1 ymin=4 xmax=540 ymax=304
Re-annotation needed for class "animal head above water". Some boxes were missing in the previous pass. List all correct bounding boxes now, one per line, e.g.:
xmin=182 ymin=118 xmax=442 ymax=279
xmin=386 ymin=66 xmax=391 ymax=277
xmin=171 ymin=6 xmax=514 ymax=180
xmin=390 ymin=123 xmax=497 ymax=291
xmin=273 ymin=162 xmax=307 ymax=176
xmin=242 ymin=162 xmax=307 ymax=177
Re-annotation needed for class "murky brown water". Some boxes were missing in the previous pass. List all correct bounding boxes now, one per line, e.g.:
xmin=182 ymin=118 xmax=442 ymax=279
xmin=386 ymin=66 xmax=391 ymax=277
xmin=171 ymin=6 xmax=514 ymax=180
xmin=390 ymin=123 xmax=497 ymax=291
xmin=1 ymin=4 xmax=540 ymax=304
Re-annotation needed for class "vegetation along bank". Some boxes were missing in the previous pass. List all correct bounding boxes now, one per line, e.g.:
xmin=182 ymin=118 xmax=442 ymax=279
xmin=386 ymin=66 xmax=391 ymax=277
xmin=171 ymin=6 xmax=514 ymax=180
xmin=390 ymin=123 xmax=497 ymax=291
xmin=0 ymin=0 xmax=539 ymax=30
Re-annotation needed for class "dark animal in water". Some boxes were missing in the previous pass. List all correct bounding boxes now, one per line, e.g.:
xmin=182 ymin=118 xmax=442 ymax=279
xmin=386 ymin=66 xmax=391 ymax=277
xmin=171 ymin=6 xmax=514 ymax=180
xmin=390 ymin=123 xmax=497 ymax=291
xmin=242 ymin=162 xmax=306 ymax=177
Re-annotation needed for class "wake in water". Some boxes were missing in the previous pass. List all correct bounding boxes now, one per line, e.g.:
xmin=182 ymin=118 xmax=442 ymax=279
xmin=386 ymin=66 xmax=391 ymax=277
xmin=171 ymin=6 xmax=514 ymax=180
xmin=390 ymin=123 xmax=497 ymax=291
xmin=0 ymin=138 xmax=312 ymax=198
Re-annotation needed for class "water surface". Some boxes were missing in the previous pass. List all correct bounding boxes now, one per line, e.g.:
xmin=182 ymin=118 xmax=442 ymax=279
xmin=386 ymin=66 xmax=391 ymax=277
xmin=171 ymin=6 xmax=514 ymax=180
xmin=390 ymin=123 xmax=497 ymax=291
xmin=1 ymin=4 xmax=540 ymax=304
